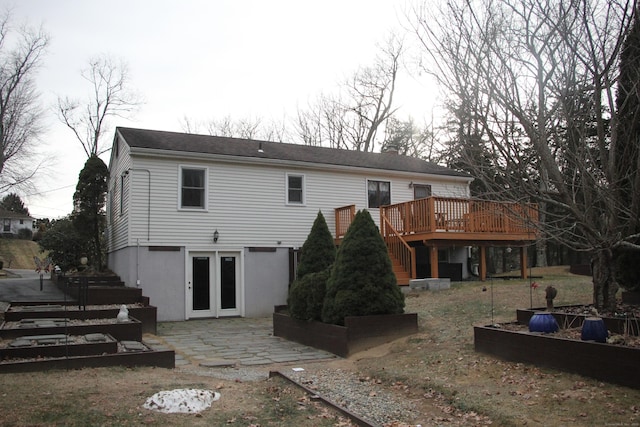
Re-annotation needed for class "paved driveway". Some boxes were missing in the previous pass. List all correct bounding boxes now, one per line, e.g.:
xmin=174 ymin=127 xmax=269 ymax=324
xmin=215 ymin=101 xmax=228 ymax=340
xmin=0 ymin=269 xmax=66 ymax=303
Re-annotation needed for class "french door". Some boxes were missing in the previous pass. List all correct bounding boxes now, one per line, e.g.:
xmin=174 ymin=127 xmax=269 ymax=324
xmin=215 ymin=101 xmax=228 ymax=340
xmin=187 ymin=251 xmax=241 ymax=318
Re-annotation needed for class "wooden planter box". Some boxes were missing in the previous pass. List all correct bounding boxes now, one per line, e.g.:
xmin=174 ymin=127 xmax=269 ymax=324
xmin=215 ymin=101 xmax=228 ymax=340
xmin=0 ymin=318 xmax=142 ymax=341
xmin=4 ymin=304 xmax=158 ymax=334
xmin=474 ymin=324 xmax=640 ymax=389
xmin=516 ymin=307 xmax=640 ymax=336
xmin=273 ymin=307 xmax=418 ymax=357
xmin=0 ymin=334 xmax=118 ymax=360
xmin=0 ymin=347 xmax=175 ymax=373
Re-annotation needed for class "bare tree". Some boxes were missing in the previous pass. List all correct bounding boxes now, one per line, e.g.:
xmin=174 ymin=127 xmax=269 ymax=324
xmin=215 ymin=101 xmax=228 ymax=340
xmin=411 ymin=0 xmax=637 ymax=310
xmin=181 ymin=114 xmax=289 ymax=142
xmin=381 ymin=116 xmax=441 ymax=161
xmin=0 ymin=10 xmax=49 ymax=191
xmin=57 ymin=54 xmax=142 ymax=157
xmin=294 ymin=36 xmax=402 ymax=152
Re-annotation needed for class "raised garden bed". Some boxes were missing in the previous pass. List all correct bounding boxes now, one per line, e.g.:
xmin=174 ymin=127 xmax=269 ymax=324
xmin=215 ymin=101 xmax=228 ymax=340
xmin=516 ymin=306 xmax=640 ymax=336
xmin=0 ymin=333 xmax=118 ymax=360
xmin=4 ymin=303 xmax=157 ymax=334
xmin=474 ymin=323 xmax=640 ymax=389
xmin=0 ymin=345 xmax=175 ymax=373
xmin=0 ymin=317 xmax=142 ymax=341
xmin=273 ymin=306 xmax=418 ymax=357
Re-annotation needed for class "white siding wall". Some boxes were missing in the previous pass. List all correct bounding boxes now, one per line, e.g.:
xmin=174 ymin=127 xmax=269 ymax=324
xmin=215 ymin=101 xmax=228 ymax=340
xmin=2 ymin=218 xmax=34 ymax=235
xmin=107 ymin=137 xmax=133 ymax=252
xmin=121 ymin=154 xmax=471 ymax=249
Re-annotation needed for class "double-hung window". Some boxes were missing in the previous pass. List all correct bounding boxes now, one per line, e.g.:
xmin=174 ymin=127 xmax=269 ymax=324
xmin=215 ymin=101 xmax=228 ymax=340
xmin=180 ymin=166 xmax=207 ymax=210
xmin=367 ymin=180 xmax=390 ymax=208
xmin=286 ymin=173 xmax=305 ymax=205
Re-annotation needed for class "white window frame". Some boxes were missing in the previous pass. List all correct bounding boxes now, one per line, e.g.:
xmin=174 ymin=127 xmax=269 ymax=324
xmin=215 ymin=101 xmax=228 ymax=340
xmin=286 ymin=173 xmax=306 ymax=206
xmin=178 ymin=165 xmax=208 ymax=211
xmin=119 ymin=176 xmax=125 ymax=216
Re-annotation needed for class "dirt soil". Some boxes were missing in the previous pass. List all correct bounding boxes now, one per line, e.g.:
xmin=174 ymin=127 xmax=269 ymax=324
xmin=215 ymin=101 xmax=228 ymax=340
xmin=1 ymin=266 xmax=640 ymax=426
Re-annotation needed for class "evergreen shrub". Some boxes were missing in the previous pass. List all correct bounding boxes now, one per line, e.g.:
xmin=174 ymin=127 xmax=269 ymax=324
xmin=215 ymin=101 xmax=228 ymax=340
xmin=321 ymin=210 xmax=404 ymax=325
xmin=287 ymin=211 xmax=336 ymax=321
xmin=287 ymin=269 xmax=330 ymax=321
xmin=295 ymin=211 xmax=336 ymax=280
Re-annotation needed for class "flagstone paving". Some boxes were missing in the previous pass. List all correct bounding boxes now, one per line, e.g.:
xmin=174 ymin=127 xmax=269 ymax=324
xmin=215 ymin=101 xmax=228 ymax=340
xmin=148 ymin=317 xmax=336 ymax=367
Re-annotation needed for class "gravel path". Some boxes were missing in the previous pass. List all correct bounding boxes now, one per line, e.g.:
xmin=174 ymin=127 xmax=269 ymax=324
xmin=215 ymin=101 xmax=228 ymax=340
xmin=287 ymin=367 xmax=421 ymax=426
xmin=179 ymin=364 xmax=422 ymax=426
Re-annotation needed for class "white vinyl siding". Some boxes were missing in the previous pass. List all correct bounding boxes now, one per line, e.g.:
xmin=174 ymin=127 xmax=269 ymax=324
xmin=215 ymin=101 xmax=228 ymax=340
xmin=117 ymin=156 xmax=468 ymax=250
xmin=106 ymin=137 xmax=132 ymax=252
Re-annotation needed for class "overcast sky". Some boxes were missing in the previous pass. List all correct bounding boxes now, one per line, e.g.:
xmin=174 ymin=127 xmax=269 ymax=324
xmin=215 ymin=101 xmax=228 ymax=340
xmin=7 ymin=0 xmax=438 ymax=219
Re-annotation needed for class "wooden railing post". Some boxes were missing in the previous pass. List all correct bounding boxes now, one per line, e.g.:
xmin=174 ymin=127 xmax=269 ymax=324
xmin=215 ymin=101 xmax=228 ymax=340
xmin=428 ymin=197 xmax=436 ymax=232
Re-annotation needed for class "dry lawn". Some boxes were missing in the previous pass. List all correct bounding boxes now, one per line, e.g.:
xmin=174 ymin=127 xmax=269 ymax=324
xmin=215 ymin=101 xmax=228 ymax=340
xmin=0 ymin=239 xmax=46 ymax=270
xmin=2 ymin=266 xmax=640 ymax=426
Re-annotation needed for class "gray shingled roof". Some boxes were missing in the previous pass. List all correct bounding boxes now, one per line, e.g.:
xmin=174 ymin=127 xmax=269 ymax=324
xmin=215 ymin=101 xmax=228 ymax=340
xmin=0 ymin=208 xmax=33 ymax=220
xmin=117 ymin=127 xmax=470 ymax=178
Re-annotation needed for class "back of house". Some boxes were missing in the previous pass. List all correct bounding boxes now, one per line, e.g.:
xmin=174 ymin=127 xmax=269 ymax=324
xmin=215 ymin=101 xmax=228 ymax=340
xmin=107 ymin=127 xmax=472 ymax=321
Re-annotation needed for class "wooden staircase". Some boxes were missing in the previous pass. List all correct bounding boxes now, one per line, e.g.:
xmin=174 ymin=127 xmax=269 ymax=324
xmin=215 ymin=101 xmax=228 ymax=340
xmin=389 ymin=252 xmax=411 ymax=286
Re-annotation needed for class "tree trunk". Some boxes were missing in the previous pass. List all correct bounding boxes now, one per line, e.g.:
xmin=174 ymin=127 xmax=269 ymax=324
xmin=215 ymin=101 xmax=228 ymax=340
xmin=592 ymin=250 xmax=619 ymax=311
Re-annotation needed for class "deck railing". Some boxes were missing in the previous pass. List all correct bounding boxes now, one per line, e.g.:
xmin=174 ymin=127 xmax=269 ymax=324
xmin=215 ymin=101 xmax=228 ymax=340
xmin=380 ymin=212 xmax=416 ymax=279
xmin=380 ymin=197 xmax=538 ymax=235
xmin=335 ymin=204 xmax=356 ymax=240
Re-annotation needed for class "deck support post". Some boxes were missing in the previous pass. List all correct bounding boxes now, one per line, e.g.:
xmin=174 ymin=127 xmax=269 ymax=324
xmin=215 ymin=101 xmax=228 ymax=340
xmin=520 ymin=246 xmax=528 ymax=279
xmin=429 ymin=246 xmax=439 ymax=278
xmin=479 ymin=246 xmax=487 ymax=281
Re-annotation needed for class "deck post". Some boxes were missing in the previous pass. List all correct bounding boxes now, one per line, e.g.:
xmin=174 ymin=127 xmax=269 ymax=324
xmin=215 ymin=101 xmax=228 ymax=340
xmin=479 ymin=246 xmax=487 ymax=281
xmin=520 ymin=246 xmax=528 ymax=279
xmin=428 ymin=197 xmax=436 ymax=232
xmin=429 ymin=246 xmax=439 ymax=278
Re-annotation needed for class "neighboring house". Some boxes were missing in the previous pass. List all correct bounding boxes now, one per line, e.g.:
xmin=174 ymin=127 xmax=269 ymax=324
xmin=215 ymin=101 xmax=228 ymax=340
xmin=107 ymin=127 xmax=535 ymax=321
xmin=0 ymin=209 xmax=34 ymax=237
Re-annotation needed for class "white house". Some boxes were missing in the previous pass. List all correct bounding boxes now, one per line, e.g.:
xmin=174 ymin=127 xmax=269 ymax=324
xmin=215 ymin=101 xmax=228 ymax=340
xmin=106 ymin=127 xmax=474 ymax=321
xmin=0 ymin=209 xmax=34 ymax=238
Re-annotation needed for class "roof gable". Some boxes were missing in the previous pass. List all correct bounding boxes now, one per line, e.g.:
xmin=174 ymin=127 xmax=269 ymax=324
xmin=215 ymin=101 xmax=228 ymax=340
xmin=116 ymin=127 xmax=470 ymax=178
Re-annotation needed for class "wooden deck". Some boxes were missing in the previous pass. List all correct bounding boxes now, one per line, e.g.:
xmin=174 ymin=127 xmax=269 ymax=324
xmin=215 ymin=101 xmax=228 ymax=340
xmin=335 ymin=197 xmax=538 ymax=282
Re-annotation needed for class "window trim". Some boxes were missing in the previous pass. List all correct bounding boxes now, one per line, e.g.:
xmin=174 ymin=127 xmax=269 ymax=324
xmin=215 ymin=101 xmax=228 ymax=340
xmin=367 ymin=179 xmax=391 ymax=209
xmin=285 ymin=173 xmax=306 ymax=206
xmin=119 ymin=175 xmax=125 ymax=216
xmin=178 ymin=165 xmax=208 ymax=211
